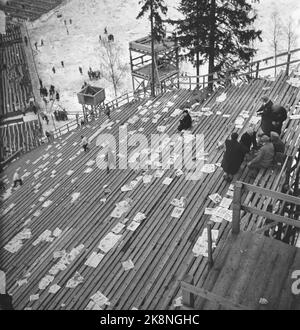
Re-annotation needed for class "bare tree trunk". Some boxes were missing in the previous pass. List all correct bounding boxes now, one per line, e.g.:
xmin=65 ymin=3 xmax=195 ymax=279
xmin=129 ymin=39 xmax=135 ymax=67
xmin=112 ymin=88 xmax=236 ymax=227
xmin=196 ymin=0 xmax=200 ymax=88
xmin=208 ymin=0 xmax=216 ymax=92
xmin=150 ymin=1 xmax=156 ymax=97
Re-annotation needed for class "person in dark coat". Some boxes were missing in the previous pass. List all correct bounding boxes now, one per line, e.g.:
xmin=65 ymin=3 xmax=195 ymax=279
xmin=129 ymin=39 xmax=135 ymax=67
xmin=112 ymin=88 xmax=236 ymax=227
xmin=221 ymin=132 xmax=247 ymax=182
xmin=257 ymin=96 xmax=273 ymax=137
xmin=270 ymin=131 xmax=285 ymax=165
xmin=56 ymin=91 xmax=60 ymax=102
xmin=240 ymin=126 xmax=258 ymax=153
xmin=24 ymin=36 xmax=28 ymax=46
xmin=271 ymin=104 xmax=287 ymax=135
xmin=52 ymin=66 xmax=56 ymax=74
xmin=178 ymin=110 xmax=192 ymax=132
xmin=0 ymin=293 xmax=14 ymax=310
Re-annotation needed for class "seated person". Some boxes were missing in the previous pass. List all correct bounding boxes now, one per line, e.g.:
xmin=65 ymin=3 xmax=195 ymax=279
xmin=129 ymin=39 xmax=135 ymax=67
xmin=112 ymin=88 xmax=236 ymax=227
xmin=270 ymin=131 xmax=285 ymax=165
xmin=247 ymin=135 xmax=274 ymax=170
xmin=221 ymin=132 xmax=247 ymax=182
xmin=178 ymin=110 xmax=192 ymax=132
xmin=240 ymin=126 xmax=258 ymax=153
xmin=271 ymin=104 xmax=287 ymax=136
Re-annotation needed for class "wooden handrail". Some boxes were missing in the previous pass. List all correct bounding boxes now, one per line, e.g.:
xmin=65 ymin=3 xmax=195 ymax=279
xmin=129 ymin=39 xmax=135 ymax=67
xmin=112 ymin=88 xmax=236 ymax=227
xmin=232 ymin=181 xmax=300 ymax=235
xmin=181 ymin=281 xmax=251 ymax=310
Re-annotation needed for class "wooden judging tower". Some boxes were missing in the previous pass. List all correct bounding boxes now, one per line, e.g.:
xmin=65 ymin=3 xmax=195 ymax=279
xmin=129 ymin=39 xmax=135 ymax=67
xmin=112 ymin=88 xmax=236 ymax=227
xmin=77 ymin=85 xmax=106 ymax=119
xmin=129 ymin=34 xmax=179 ymax=96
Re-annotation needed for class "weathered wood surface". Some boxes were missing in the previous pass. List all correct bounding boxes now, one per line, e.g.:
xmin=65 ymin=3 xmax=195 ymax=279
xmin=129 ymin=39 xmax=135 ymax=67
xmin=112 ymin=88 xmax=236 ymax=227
xmin=188 ymin=231 xmax=300 ymax=310
xmin=1 ymin=72 xmax=300 ymax=310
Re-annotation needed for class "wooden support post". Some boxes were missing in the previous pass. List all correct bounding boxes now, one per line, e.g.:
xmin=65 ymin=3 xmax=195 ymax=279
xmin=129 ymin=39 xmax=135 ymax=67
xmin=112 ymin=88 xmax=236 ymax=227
xmin=232 ymin=182 xmax=243 ymax=235
xmin=256 ymin=62 xmax=260 ymax=79
xmin=181 ymin=274 xmax=194 ymax=308
xmin=67 ymin=124 xmax=69 ymax=132
xmin=286 ymin=52 xmax=291 ymax=76
xmin=207 ymin=223 xmax=213 ymax=268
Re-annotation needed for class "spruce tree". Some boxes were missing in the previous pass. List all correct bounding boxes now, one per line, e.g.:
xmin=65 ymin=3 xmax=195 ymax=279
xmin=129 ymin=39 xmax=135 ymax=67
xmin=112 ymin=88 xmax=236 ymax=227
xmin=137 ymin=0 xmax=168 ymax=96
xmin=173 ymin=0 xmax=262 ymax=88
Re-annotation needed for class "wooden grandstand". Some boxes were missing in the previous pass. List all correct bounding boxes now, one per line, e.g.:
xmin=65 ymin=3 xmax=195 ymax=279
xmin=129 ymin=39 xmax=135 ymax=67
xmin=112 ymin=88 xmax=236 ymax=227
xmin=1 ymin=65 xmax=300 ymax=309
xmin=0 ymin=21 xmax=43 ymax=163
xmin=0 ymin=0 xmax=64 ymax=21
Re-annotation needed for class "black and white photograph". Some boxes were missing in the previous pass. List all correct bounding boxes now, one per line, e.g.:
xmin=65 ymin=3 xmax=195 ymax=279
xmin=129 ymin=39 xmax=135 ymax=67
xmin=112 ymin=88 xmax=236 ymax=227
xmin=0 ymin=0 xmax=300 ymax=315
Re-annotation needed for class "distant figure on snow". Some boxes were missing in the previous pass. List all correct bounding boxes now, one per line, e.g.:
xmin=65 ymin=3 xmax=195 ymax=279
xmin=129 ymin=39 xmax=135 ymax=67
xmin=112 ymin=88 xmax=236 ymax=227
xmin=52 ymin=66 xmax=56 ymax=74
xmin=79 ymin=66 xmax=83 ymax=75
xmin=61 ymin=61 xmax=64 ymax=68
xmin=34 ymin=42 xmax=38 ymax=50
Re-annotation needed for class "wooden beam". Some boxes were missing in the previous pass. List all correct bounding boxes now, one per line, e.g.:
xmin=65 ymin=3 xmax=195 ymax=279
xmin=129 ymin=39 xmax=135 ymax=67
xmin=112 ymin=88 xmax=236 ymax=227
xmin=181 ymin=275 xmax=194 ymax=308
xmin=242 ymin=205 xmax=300 ymax=229
xmin=180 ymin=282 xmax=252 ymax=310
xmin=241 ymin=182 xmax=300 ymax=206
xmin=232 ymin=182 xmax=243 ymax=234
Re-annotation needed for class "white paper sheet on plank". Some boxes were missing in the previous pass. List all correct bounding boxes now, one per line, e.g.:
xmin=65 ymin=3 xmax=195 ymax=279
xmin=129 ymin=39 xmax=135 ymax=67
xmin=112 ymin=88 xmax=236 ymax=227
xmin=0 ymin=271 xmax=6 ymax=294
xmin=29 ymin=294 xmax=39 ymax=302
xmin=42 ymin=200 xmax=53 ymax=208
xmin=121 ymin=184 xmax=132 ymax=192
xmin=2 ymin=203 xmax=15 ymax=216
xmin=127 ymin=221 xmax=140 ymax=232
xmin=171 ymin=207 xmax=185 ymax=219
xmin=86 ymin=160 xmax=95 ymax=167
xmin=155 ymin=170 xmax=164 ymax=178
xmin=201 ymin=164 xmax=216 ymax=174
xmin=122 ymin=259 xmax=135 ymax=271
xmin=98 ymin=233 xmax=122 ymax=253
xmin=162 ymin=177 xmax=173 ymax=185
xmin=85 ymin=252 xmax=104 ymax=268
xmin=290 ymin=115 xmax=300 ymax=120
xmin=171 ymin=197 xmax=186 ymax=208
xmin=133 ymin=212 xmax=146 ymax=222
xmin=53 ymin=250 xmax=66 ymax=259
xmin=66 ymin=272 xmax=84 ymax=289
xmin=67 ymin=170 xmax=74 ymax=176
xmin=71 ymin=192 xmax=81 ymax=204
xmin=143 ymin=175 xmax=153 ymax=184
xmin=208 ymin=193 xmax=222 ymax=204
xmin=193 ymin=228 xmax=219 ymax=258
xmin=249 ymin=116 xmax=261 ymax=125
xmin=175 ymin=169 xmax=184 ymax=177
xmin=49 ymin=284 xmax=61 ymax=294
xmin=39 ymin=275 xmax=54 ymax=290
xmin=53 ymin=228 xmax=62 ymax=237
xmin=90 ymin=291 xmax=110 ymax=307
xmin=219 ymin=197 xmax=232 ymax=209
xmin=84 ymin=168 xmax=93 ymax=174
xmin=111 ymin=223 xmax=125 ymax=234
xmin=216 ymin=93 xmax=227 ymax=103
xmin=174 ymin=296 xmax=183 ymax=307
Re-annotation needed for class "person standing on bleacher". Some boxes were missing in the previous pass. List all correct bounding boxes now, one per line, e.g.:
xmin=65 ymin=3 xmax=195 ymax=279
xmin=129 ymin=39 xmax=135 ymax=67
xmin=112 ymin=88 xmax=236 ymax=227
xmin=81 ymin=136 xmax=89 ymax=152
xmin=13 ymin=169 xmax=23 ymax=188
xmin=257 ymin=96 xmax=273 ymax=137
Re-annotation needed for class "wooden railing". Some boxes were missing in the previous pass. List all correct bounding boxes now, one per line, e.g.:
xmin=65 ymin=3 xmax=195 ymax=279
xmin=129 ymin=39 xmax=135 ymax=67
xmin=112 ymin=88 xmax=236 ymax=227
xmin=232 ymin=181 xmax=300 ymax=235
xmin=169 ymin=48 xmax=300 ymax=90
xmin=51 ymin=90 xmax=144 ymax=139
xmin=180 ymin=274 xmax=251 ymax=310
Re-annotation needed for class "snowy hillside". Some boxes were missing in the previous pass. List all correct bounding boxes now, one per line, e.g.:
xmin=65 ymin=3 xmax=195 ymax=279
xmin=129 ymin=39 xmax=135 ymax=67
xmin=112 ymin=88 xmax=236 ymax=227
xmin=26 ymin=0 xmax=300 ymax=114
